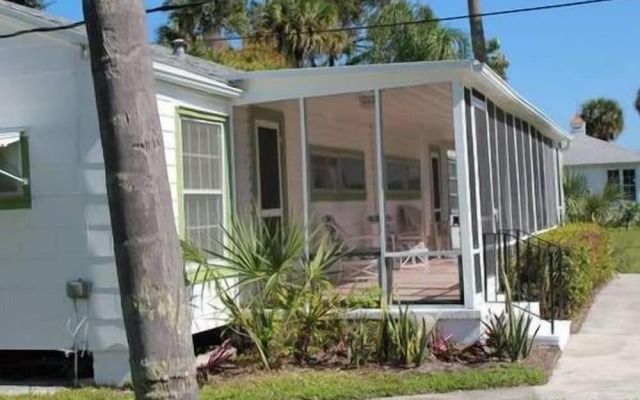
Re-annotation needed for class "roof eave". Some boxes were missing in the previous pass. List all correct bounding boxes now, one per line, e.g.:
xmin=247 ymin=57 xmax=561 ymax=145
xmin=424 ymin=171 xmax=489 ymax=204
xmin=153 ymin=62 xmax=242 ymax=98
xmin=467 ymin=63 xmax=572 ymax=143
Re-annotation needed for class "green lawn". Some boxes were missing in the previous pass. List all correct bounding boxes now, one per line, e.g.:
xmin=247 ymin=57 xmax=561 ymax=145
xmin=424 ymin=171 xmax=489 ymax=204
xmin=0 ymin=365 xmax=545 ymax=400
xmin=609 ymin=227 xmax=640 ymax=273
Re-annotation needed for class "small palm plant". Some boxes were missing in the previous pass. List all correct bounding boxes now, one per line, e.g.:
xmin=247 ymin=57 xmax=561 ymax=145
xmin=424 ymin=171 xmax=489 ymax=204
xmin=182 ymin=211 xmax=346 ymax=369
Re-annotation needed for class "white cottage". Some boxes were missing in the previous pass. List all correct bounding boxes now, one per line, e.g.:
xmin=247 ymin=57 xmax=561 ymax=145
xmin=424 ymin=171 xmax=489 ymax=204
xmin=564 ymin=115 xmax=640 ymax=201
xmin=0 ymin=1 xmax=571 ymax=385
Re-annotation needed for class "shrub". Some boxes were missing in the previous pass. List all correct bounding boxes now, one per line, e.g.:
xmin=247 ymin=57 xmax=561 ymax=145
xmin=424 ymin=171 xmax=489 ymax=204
xmin=539 ymin=223 xmax=614 ymax=318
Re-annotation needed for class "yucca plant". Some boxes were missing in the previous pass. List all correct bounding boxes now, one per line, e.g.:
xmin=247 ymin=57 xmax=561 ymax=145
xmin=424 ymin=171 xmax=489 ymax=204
xmin=347 ymin=315 xmax=372 ymax=368
xmin=484 ymin=255 xmax=540 ymax=362
xmin=389 ymin=305 xmax=433 ymax=367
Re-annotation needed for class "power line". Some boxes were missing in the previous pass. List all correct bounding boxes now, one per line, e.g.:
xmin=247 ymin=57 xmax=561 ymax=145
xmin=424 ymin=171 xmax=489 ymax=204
xmin=212 ymin=0 xmax=628 ymax=42
xmin=0 ymin=0 xmax=630 ymax=41
xmin=0 ymin=0 xmax=214 ymax=40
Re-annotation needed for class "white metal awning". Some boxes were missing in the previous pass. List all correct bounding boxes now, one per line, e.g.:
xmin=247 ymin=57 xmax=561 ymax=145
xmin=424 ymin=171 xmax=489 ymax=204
xmin=0 ymin=131 xmax=20 ymax=148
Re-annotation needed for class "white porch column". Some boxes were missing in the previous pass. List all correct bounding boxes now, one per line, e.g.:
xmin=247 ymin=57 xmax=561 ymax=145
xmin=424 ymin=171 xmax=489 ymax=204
xmin=374 ymin=89 xmax=389 ymax=299
xmin=229 ymin=107 xmax=237 ymax=205
xmin=452 ymin=82 xmax=478 ymax=309
xmin=299 ymin=98 xmax=310 ymax=256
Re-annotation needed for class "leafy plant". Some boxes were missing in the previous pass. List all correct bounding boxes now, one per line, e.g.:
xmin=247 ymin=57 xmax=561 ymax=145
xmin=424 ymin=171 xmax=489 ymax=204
xmin=483 ymin=310 xmax=539 ymax=362
xmin=382 ymin=305 xmax=435 ymax=367
xmin=431 ymin=330 xmax=487 ymax=363
xmin=196 ymin=339 xmax=235 ymax=384
xmin=184 ymin=212 xmax=348 ymax=368
xmin=347 ymin=315 xmax=373 ymax=368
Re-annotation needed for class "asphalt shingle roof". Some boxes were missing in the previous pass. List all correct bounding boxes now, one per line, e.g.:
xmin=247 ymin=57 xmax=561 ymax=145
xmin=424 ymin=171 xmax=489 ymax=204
xmin=0 ymin=0 xmax=239 ymax=83
xmin=563 ymin=134 xmax=640 ymax=166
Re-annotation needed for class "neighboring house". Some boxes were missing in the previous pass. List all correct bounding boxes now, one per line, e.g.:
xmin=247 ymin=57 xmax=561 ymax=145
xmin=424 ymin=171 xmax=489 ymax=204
xmin=563 ymin=115 xmax=640 ymax=201
xmin=0 ymin=1 xmax=570 ymax=386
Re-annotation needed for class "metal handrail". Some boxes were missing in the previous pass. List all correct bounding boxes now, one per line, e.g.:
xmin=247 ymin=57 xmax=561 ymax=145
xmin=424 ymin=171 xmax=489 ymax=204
xmin=483 ymin=230 xmax=565 ymax=335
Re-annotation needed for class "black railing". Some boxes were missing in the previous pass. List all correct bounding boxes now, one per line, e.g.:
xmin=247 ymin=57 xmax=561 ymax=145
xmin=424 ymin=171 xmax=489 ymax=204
xmin=483 ymin=229 xmax=567 ymax=335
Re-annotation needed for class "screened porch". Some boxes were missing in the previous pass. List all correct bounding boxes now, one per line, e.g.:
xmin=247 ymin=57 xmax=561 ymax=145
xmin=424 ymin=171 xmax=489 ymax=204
xmin=228 ymin=61 xmax=568 ymax=307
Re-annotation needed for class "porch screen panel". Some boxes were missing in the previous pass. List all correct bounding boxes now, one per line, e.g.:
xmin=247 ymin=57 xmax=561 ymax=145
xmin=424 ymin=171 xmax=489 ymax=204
xmin=506 ymin=114 xmax=521 ymax=230
xmin=523 ymin=123 xmax=535 ymax=232
xmin=531 ymin=129 xmax=542 ymax=231
xmin=515 ymin=119 xmax=529 ymax=232
xmin=537 ymin=132 xmax=547 ymax=229
xmin=465 ymin=88 xmax=479 ymax=249
xmin=545 ymin=139 xmax=558 ymax=226
xmin=487 ymin=102 xmax=501 ymax=226
xmin=495 ymin=107 xmax=511 ymax=230
xmin=473 ymin=95 xmax=494 ymax=237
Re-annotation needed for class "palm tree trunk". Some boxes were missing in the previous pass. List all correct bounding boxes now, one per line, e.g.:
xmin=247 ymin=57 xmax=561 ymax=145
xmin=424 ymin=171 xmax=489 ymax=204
xmin=82 ymin=1 xmax=199 ymax=398
xmin=467 ymin=0 xmax=486 ymax=63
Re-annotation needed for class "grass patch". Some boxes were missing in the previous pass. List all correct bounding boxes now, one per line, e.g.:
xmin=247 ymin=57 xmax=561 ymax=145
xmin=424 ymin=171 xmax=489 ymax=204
xmin=0 ymin=365 xmax=546 ymax=400
xmin=609 ymin=227 xmax=640 ymax=273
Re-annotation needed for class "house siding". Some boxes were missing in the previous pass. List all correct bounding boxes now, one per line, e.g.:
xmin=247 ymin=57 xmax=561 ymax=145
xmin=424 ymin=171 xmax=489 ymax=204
xmin=567 ymin=163 xmax=640 ymax=203
xmin=0 ymin=16 xmax=235 ymax=385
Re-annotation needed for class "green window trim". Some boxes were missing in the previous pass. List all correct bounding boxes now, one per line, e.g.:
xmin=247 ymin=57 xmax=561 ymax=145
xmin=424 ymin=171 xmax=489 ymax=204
xmin=309 ymin=145 xmax=367 ymax=202
xmin=0 ymin=134 xmax=31 ymax=210
xmin=175 ymin=107 xmax=232 ymax=286
xmin=386 ymin=190 xmax=421 ymax=201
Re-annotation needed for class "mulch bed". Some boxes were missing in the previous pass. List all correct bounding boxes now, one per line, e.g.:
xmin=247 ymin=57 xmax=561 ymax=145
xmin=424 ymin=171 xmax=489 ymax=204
xmin=202 ymin=344 xmax=561 ymax=385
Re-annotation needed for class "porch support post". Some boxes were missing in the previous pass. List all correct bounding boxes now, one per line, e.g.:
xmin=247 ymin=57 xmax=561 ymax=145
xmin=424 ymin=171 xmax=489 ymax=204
xmin=452 ymin=82 xmax=477 ymax=309
xmin=374 ymin=89 xmax=389 ymax=300
xmin=229 ymin=107 xmax=237 ymax=207
xmin=299 ymin=97 xmax=310 ymax=257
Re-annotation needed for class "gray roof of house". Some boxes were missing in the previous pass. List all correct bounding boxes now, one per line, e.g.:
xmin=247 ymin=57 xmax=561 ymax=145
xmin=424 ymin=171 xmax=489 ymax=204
xmin=563 ymin=134 xmax=640 ymax=166
xmin=0 ymin=0 xmax=238 ymax=83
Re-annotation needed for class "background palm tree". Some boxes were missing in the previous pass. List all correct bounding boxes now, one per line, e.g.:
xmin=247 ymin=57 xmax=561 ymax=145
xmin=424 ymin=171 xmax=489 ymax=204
xmin=157 ymin=0 xmax=247 ymax=52
xmin=351 ymin=1 xmax=469 ymax=65
xmin=635 ymin=89 xmax=640 ymax=117
xmin=580 ymin=98 xmax=625 ymax=142
xmin=255 ymin=0 xmax=349 ymax=68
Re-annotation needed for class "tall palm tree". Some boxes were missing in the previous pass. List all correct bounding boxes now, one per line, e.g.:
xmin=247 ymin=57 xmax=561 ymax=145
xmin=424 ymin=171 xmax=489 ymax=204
xmin=635 ymin=89 xmax=640 ymax=117
xmin=467 ymin=0 xmax=486 ymax=63
xmin=580 ymin=98 xmax=625 ymax=142
xmin=351 ymin=1 xmax=469 ymax=65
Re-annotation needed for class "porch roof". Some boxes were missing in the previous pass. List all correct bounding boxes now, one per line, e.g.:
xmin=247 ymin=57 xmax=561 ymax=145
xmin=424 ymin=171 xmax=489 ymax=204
xmin=230 ymin=60 xmax=571 ymax=143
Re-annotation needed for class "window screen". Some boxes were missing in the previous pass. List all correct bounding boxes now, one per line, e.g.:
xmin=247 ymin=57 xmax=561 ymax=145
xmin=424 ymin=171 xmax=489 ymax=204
xmin=623 ymin=169 xmax=636 ymax=201
xmin=607 ymin=170 xmax=621 ymax=186
xmin=496 ymin=107 xmax=511 ymax=230
xmin=473 ymin=97 xmax=494 ymax=235
xmin=182 ymin=118 xmax=225 ymax=252
xmin=465 ymin=88 xmax=479 ymax=248
xmin=488 ymin=103 xmax=501 ymax=227
xmin=537 ymin=132 xmax=547 ymax=229
xmin=531 ymin=130 xmax=542 ymax=231
xmin=386 ymin=159 xmax=421 ymax=192
xmin=0 ymin=138 xmax=24 ymax=196
xmin=515 ymin=119 xmax=529 ymax=231
xmin=506 ymin=114 xmax=521 ymax=230
xmin=523 ymin=123 xmax=535 ymax=232
xmin=311 ymin=150 xmax=366 ymax=195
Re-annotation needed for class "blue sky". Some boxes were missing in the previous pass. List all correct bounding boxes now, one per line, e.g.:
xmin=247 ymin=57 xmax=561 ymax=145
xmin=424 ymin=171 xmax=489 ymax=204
xmin=48 ymin=0 xmax=640 ymax=149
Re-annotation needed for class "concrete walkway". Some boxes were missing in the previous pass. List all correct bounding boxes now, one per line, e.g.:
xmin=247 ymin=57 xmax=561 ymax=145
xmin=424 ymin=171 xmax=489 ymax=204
xmin=379 ymin=275 xmax=640 ymax=400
